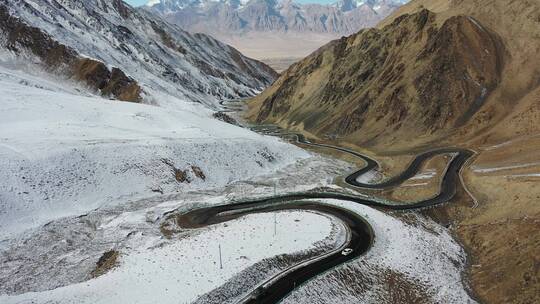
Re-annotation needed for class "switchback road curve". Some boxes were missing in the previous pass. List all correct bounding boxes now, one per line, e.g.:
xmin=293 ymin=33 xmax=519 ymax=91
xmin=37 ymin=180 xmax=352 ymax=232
xmin=171 ymin=101 xmax=474 ymax=303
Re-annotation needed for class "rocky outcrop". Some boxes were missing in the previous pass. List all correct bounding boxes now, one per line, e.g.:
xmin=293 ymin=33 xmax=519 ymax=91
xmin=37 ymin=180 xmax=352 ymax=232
xmin=0 ymin=5 xmax=141 ymax=101
xmin=247 ymin=9 xmax=505 ymax=150
xmin=90 ymin=250 xmax=119 ymax=278
xmin=73 ymin=59 xmax=141 ymax=102
xmin=212 ymin=112 xmax=239 ymax=126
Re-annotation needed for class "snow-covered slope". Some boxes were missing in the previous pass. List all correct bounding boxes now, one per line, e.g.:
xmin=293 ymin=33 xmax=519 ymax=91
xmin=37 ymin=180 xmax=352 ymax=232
xmin=0 ymin=0 xmax=277 ymax=108
xmin=282 ymin=199 xmax=477 ymax=304
xmin=0 ymin=64 xmax=307 ymax=239
xmin=1 ymin=210 xmax=344 ymax=303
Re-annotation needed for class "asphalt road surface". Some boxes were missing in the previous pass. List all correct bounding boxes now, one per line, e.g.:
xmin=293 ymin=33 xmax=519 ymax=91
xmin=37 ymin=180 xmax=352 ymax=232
xmin=174 ymin=104 xmax=474 ymax=303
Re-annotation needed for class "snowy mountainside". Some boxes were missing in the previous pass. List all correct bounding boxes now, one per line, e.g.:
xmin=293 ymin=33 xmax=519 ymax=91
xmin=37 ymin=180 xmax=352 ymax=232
xmin=0 ymin=0 xmax=277 ymax=108
xmin=0 ymin=64 xmax=307 ymax=239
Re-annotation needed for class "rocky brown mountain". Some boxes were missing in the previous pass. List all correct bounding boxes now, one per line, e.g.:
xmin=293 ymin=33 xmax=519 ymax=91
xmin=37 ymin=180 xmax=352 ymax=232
xmin=248 ymin=8 xmax=505 ymax=151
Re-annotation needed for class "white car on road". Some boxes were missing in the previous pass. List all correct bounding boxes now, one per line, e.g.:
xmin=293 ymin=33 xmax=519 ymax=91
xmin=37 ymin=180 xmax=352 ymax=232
xmin=341 ymin=248 xmax=353 ymax=256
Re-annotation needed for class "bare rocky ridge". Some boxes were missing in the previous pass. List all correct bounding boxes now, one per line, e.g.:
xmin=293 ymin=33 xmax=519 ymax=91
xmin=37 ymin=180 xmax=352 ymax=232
xmin=248 ymin=8 xmax=505 ymax=151
xmin=0 ymin=0 xmax=278 ymax=106
xmin=381 ymin=0 xmax=540 ymax=149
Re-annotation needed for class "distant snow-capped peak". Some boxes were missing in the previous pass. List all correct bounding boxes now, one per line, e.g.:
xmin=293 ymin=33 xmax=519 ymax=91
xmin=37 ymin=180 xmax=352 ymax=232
xmin=333 ymin=0 xmax=406 ymax=12
xmin=148 ymin=0 xmax=407 ymax=10
xmin=148 ymin=0 xmax=409 ymax=36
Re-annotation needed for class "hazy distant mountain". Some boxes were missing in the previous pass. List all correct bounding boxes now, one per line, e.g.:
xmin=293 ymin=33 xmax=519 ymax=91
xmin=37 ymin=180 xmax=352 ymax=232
xmin=146 ymin=0 xmax=409 ymax=36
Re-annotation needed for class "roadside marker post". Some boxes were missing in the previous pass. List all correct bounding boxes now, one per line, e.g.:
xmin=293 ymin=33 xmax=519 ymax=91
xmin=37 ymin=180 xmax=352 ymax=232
xmin=274 ymin=181 xmax=277 ymax=237
xmin=219 ymin=244 xmax=223 ymax=269
xmin=274 ymin=213 xmax=277 ymax=237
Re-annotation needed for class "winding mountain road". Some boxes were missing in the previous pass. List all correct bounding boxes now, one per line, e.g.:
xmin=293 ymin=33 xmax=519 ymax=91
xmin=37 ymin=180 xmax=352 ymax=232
xmin=178 ymin=101 xmax=474 ymax=303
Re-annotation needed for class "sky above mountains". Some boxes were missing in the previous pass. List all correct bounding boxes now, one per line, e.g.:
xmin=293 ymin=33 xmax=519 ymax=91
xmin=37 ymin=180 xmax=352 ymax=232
xmin=125 ymin=0 xmax=335 ymax=6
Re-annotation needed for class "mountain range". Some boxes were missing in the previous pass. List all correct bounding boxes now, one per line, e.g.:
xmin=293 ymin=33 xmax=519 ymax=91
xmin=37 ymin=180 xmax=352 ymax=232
xmin=145 ymin=0 xmax=409 ymax=68
xmin=147 ymin=0 xmax=408 ymax=36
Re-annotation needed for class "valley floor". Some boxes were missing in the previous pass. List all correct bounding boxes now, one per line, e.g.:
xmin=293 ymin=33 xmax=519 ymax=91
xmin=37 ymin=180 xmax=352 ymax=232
xmin=214 ymin=32 xmax=340 ymax=73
